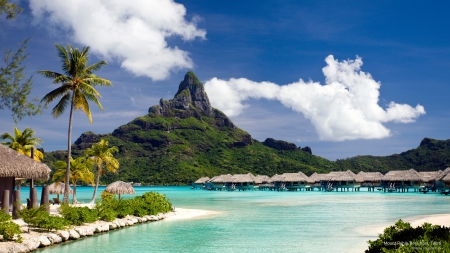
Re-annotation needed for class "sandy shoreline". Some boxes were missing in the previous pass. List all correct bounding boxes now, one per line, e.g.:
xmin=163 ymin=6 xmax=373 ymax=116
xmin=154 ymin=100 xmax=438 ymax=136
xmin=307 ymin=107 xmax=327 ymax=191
xmin=164 ymin=207 xmax=221 ymax=221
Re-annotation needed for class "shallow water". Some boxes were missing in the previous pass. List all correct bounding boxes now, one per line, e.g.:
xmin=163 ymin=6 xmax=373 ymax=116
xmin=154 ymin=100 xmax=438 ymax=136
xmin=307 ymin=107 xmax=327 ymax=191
xmin=22 ymin=186 xmax=450 ymax=253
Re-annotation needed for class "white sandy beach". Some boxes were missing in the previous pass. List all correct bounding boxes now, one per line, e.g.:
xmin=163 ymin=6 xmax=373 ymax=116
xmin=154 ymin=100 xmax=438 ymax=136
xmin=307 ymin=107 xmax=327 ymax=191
xmin=164 ymin=207 xmax=221 ymax=221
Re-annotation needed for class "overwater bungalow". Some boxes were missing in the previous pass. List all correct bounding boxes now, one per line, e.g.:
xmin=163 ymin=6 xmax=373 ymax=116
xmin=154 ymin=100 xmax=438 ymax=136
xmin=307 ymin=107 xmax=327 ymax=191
xmin=192 ymin=177 xmax=210 ymax=189
xmin=419 ymin=171 xmax=441 ymax=192
xmin=254 ymin=175 xmax=270 ymax=188
xmin=309 ymin=172 xmax=332 ymax=191
xmin=434 ymin=168 xmax=450 ymax=193
xmin=381 ymin=169 xmax=422 ymax=192
xmin=226 ymin=173 xmax=256 ymax=191
xmin=272 ymin=172 xmax=312 ymax=191
xmin=325 ymin=170 xmax=361 ymax=192
xmin=206 ymin=174 xmax=233 ymax=191
xmin=356 ymin=171 xmax=383 ymax=191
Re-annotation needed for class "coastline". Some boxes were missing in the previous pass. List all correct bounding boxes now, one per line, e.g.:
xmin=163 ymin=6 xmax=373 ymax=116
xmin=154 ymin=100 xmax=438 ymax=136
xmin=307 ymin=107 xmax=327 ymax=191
xmin=0 ymin=207 xmax=219 ymax=253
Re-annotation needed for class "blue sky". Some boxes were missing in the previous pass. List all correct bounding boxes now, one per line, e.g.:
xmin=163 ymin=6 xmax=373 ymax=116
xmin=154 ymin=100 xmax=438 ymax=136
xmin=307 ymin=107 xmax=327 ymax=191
xmin=1 ymin=0 xmax=449 ymax=161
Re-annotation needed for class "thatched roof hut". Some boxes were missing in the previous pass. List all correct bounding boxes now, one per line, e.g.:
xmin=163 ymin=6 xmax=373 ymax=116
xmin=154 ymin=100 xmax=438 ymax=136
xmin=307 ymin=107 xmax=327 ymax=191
xmin=308 ymin=172 xmax=331 ymax=183
xmin=381 ymin=169 xmax=423 ymax=181
xmin=0 ymin=144 xmax=51 ymax=206
xmin=268 ymin=174 xmax=283 ymax=183
xmin=434 ymin=167 xmax=450 ymax=181
xmin=419 ymin=171 xmax=442 ymax=183
xmin=0 ymin=144 xmax=51 ymax=179
xmin=356 ymin=171 xmax=384 ymax=183
xmin=209 ymin=174 xmax=233 ymax=183
xmin=328 ymin=170 xmax=357 ymax=182
xmin=276 ymin=172 xmax=313 ymax=183
xmin=194 ymin=177 xmax=210 ymax=184
xmin=255 ymin=175 xmax=270 ymax=184
xmin=230 ymin=173 xmax=255 ymax=183
xmin=105 ymin=181 xmax=136 ymax=199
xmin=48 ymin=182 xmax=73 ymax=195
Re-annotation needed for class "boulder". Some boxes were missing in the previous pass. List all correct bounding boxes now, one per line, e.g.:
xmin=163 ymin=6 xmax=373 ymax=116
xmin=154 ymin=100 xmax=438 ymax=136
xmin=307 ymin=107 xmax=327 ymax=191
xmin=68 ymin=229 xmax=80 ymax=240
xmin=55 ymin=230 xmax=70 ymax=241
xmin=38 ymin=235 xmax=52 ymax=247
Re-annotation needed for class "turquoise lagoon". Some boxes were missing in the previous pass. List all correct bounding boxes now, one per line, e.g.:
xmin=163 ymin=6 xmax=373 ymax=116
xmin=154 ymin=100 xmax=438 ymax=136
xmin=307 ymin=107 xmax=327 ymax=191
xmin=22 ymin=186 xmax=450 ymax=253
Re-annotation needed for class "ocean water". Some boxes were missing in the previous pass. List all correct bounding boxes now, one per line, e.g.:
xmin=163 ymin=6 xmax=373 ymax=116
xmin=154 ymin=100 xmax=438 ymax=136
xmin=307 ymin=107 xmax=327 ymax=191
xmin=19 ymin=186 xmax=450 ymax=253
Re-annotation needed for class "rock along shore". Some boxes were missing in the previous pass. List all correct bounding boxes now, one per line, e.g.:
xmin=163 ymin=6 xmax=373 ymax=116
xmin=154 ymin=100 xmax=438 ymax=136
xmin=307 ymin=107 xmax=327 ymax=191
xmin=0 ymin=213 xmax=169 ymax=253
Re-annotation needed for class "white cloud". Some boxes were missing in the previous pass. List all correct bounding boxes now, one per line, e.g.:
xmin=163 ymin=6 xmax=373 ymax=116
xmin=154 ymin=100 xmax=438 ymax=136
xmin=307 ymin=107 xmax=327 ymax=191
xmin=29 ymin=0 xmax=206 ymax=81
xmin=205 ymin=55 xmax=426 ymax=141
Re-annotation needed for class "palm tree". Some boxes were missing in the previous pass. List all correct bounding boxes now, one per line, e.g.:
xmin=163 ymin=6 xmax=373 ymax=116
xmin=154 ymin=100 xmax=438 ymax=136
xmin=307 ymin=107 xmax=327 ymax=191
xmin=85 ymin=139 xmax=119 ymax=204
xmin=53 ymin=157 xmax=95 ymax=204
xmin=39 ymin=44 xmax=112 ymax=203
xmin=1 ymin=126 xmax=43 ymax=161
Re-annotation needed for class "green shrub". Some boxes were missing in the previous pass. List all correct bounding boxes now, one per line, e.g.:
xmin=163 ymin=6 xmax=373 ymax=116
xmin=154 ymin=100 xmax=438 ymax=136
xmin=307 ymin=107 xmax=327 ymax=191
xmin=18 ymin=205 xmax=70 ymax=231
xmin=59 ymin=204 xmax=99 ymax=225
xmin=366 ymin=219 xmax=450 ymax=253
xmin=138 ymin=192 xmax=173 ymax=215
xmin=0 ymin=210 xmax=22 ymax=242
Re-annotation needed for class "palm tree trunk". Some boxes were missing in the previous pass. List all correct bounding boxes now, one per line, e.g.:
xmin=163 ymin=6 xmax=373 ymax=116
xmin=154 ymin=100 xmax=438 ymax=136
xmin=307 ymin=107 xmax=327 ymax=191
xmin=89 ymin=167 xmax=101 ymax=204
xmin=63 ymin=96 xmax=75 ymax=203
xmin=72 ymin=185 xmax=77 ymax=205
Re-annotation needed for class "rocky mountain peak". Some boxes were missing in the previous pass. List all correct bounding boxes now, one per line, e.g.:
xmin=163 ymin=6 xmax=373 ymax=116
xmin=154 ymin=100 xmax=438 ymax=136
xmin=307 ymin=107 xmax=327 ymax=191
xmin=148 ymin=71 xmax=213 ymax=119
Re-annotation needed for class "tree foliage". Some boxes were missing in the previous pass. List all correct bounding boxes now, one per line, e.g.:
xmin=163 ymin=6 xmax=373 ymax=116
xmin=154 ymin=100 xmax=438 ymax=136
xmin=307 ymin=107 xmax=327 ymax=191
xmin=1 ymin=126 xmax=44 ymax=161
xmin=85 ymin=139 xmax=119 ymax=203
xmin=366 ymin=219 xmax=450 ymax=253
xmin=0 ymin=38 xmax=41 ymax=122
xmin=0 ymin=0 xmax=22 ymax=19
xmin=40 ymin=44 xmax=112 ymax=203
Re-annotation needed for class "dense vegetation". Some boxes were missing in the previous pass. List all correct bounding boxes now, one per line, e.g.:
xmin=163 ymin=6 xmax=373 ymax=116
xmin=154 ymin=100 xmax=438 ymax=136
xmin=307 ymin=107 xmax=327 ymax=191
xmin=366 ymin=219 xmax=450 ymax=253
xmin=44 ymin=115 xmax=333 ymax=185
xmin=335 ymin=138 xmax=450 ymax=173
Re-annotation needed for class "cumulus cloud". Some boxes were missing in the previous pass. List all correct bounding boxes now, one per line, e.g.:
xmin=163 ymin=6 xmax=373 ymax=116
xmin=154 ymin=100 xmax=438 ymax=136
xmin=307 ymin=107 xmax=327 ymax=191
xmin=29 ymin=0 xmax=206 ymax=81
xmin=204 ymin=55 xmax=426 ymax=141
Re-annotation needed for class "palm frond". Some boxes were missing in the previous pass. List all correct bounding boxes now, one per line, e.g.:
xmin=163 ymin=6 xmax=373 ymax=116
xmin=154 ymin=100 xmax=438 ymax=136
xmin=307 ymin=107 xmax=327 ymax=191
xmin=51 ymin=93 xmax=71 ymax=118
xmin=85 ymin=60 xmax=108 ymax=74
xmin=41 ymin=84 xmax=71 ymax=105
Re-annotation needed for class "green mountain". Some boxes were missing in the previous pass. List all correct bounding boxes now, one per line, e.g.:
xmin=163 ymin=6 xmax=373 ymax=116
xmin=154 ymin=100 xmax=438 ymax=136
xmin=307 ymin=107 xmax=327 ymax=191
xmin=334 ymin=137 xmax=450 ymax=173
xmin=43 ymin=72 xmax=333 ymax=185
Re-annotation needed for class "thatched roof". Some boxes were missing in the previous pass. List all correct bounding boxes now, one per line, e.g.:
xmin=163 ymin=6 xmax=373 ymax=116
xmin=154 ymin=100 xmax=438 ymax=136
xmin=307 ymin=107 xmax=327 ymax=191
xmin=105 ymin=181 xmax=136 ymax=194
xmin=419 ymin=171 xmax=442 ymax=183
xmin=434 ymin=168 xmax=450 ymax=181
xmin=268 ymin=174 xmax=283 ymax=183
xmin=329 ymin=170 xmax=357 ymax=182
xmin=356 ymin=171 xmax=384 ymax=183
xmin=209 ymin=174 xmax=233 ymax=183
xmin=194 ymin=177 xmax=210 ymax=184
xmin=255 ymin=175 xmax=271 ymax=184
xmin=230 ymin=173 xmax=255 ymax=183
xmin=309 ymin=172 xmax=331 ymax=183
xmin=48 ymin=182 xmax=73 ymax=194
xmin=275 ymin=172 xmax=312 ymax=183
xmin=382 ymin=169 xmax=423 ymax=181
xmin=0 ymin=144 xmax=51 ymax=180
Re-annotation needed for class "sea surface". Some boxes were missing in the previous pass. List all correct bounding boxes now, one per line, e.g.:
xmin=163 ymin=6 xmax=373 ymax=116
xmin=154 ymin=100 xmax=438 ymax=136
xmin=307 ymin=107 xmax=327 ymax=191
xmin=18 ymin=186 xmax=450 ymax=253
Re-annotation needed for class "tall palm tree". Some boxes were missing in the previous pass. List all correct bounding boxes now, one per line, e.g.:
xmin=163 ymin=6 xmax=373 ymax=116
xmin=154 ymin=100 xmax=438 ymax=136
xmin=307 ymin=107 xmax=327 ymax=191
xmin=39 ymin=44 xmax=112 ymax=203
xmin=53 ymin=157 xmax=95 ymax=204
xmin=85 ymin=139 xmax=119 ymax=204
xmin=1 ymin=126 xmax=43 ymax=161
